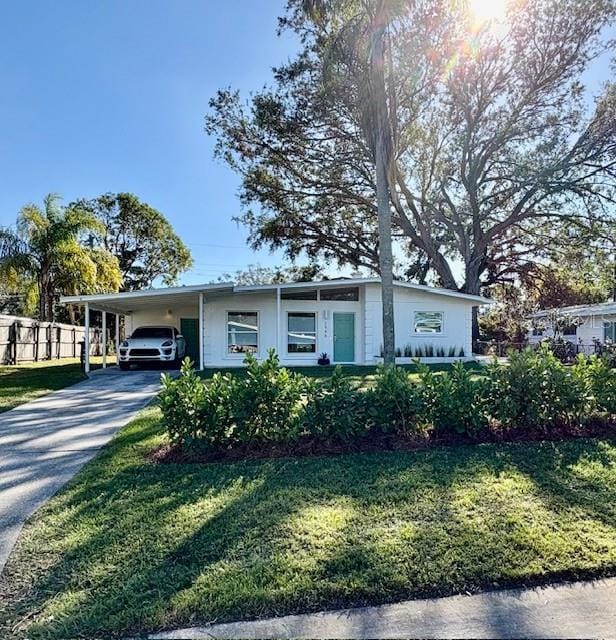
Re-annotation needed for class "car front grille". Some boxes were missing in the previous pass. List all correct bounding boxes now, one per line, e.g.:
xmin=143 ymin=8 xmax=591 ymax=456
xmin=129 ymin=348 xmax=159 ymax=357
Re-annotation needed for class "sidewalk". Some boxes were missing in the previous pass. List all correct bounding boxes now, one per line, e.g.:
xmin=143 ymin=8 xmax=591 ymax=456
xmin=150 ymin=577 xmax=616 ymax=639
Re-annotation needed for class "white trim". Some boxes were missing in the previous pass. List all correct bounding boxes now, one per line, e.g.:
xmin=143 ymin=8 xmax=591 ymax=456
xmin=60 ymin=283 xmax=233 ymax=304
xmin=285 ymin=310 xmax=318 ymax=357
xmin=225 ymin=310 xmax=260 ymax=358
xmin=530 ymin=303 xmax=616 ymax=319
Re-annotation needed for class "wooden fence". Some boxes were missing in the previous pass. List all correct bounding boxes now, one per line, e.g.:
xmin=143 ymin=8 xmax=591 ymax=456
xmin=0 ymin=314 xmax=105 ymax=365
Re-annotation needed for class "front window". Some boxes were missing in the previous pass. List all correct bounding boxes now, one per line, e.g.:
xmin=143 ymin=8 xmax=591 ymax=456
xmin=131 ymin=327 xmax=173 ymax=339
xmin=287 ymin=312 xmax=317 ymax=353
xmin=414 ymin=311 xmax=444 ymax=334
xmin=605 ymin=322 xmax=616 ymax=343
xmin=227 ymin=312 xmax=258 ymax=354
xmin=320 ymin=287 xmax=359 ymax=301
xmin=281 ymin=289 xmax=318 ymax=300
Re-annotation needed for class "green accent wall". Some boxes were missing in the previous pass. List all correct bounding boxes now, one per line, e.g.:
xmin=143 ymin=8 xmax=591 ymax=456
xmin=180 ymin=318 xmax=200 ymax=364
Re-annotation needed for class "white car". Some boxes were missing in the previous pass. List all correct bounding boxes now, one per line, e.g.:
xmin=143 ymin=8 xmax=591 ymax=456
xmin=118 ymin=326 xmax=186 ymax=370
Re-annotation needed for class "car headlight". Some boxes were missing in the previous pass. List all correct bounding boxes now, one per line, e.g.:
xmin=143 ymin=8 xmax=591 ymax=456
xmin=121 ymin=341 xmax=129 ymax=347
xmin=161 ymin=340 xmax=173 ymax=347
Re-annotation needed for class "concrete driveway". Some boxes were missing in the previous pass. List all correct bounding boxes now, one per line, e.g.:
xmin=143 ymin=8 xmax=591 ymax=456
xmin=0 ymin=367 xmax=162 ymax=574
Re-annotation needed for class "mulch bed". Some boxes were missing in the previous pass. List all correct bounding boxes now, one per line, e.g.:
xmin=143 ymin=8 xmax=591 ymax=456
xmin=148 ymin=415 xmax=616 ymax=465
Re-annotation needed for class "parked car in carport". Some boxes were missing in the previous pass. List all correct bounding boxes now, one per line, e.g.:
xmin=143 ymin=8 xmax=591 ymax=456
xmin=118 ymin=326 xmax=186 ymax=370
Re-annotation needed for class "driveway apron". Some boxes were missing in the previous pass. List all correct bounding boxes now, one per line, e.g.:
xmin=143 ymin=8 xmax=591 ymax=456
xmin=0 ymin=368 xmax=162 ymax=573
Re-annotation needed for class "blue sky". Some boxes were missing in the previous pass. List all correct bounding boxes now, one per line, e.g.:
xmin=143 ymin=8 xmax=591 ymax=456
xmin=0 ymin=0 xmax=296 ymax=284
xmin=0 ymin=3 xmax=612 ymax=286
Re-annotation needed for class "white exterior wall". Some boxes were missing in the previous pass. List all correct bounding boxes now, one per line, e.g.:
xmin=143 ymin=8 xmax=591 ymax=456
xmin=528 ymin=313 xmax=616 ymax=345
xmin=129 ymin=304 xmax=199 ymax=334
xmin=125 ymin=285 xmax=477 ymax=368
xmin=364 ymin=283 xmax=473 ymax=361
xmin=202 ymin=290 xmax=364 ymax=367
xmin=577 ymin=314 xmax=616 ymax=343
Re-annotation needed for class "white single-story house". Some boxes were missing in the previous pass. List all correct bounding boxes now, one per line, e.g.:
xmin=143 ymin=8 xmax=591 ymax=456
xmin=61 ymin=278 xmax=494 ymax=372
xmin=528 ymin=301 xmax=616 ymax=350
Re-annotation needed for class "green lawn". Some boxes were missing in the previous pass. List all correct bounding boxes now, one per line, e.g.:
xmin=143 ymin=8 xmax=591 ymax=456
xmin=1 ymin=407 xmax=616 ymax=639
xmin=0 ymin=359 xmax=100 ymax=412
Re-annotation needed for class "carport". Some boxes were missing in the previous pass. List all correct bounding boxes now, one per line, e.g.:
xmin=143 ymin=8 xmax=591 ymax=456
xmin=61 ymin=284 xmax=233 ymax=373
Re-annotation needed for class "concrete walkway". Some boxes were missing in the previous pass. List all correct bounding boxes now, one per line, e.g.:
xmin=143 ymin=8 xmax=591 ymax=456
xmin=151 ymin=577 xmax=616 ymax=639
xmin=0 ymin=367 xmax=162 ymax=573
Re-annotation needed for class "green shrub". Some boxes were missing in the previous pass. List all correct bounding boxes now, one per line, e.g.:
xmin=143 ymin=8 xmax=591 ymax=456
xmin=159 ymin=358 xmax=208 ymax=448
xmin=160 ymin=347 xmax=608 ymax=455
xmin=485 ymin=347 xmax=586 ymax=431
xmin=364 ymin=365 xmax=422 ymax=434
xmin=302 ymin=367 xmax=365 ymax=439
xmin=232 ymin=350 xmax=307 ymax=442
xmin=573 ymin=354 xmax=616 ymax=414
xmin=417 ymin=361 xmax=487 ymax=436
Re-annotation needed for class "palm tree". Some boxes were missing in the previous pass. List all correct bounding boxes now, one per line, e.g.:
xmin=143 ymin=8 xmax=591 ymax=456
xmin=303 ymin=0 xmax=396 ymax=364
xmin=0 ymin=194 xmax=121 ymax=321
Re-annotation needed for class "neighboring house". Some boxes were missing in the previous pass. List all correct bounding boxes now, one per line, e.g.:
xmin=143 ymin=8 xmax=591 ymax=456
xmin=61 ymin=277 xmax=493 ymax=371
xmin=528 ymin=301 xmax=616 ymax=349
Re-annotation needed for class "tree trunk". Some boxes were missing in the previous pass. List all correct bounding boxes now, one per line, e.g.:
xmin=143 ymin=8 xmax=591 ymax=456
xmin=464 ymin=264 xmax=483 ymax=343
xmin=371 ymin=19 xmax=396 ymax=366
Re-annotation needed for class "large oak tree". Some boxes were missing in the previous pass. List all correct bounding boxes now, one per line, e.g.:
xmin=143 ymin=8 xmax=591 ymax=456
xmin=206 ymin=0 xmax=616 ymax=337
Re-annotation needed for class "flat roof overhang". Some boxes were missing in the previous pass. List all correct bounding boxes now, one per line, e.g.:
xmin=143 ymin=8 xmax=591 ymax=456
xmin=60 ymin=283 xmax=235 ymax=315
xmin=60 ymin=277 xmax=494 ymax=314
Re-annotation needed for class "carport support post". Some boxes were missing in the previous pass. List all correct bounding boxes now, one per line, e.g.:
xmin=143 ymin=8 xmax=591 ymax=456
xmin=115 ymin=314 xmax=120 ymax=365
xmin=276 ymin=286 xmax=281 ymax=356
xmin=198 ymin=292 xmax=204 ymax=370
xmin=102 ymin=312 xmax=107 ymax=369
xmin=84 ymin=302 xmax=90 ymax=374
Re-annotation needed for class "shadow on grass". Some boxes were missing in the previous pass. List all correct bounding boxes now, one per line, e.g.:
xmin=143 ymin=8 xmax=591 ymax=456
xmin=1 ymin=411 xmax=616 ymax=639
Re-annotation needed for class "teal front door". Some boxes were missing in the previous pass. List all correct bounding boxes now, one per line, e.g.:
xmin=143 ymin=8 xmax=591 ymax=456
xmin=333 ymin=313 xmax=355 ymax=362
xmin=180 ymin=318 xmax=200 ymax=365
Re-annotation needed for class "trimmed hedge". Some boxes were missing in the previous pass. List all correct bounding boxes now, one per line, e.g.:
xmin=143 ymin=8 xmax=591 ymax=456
xmin=159 ymin=347 xmax=616 ymax=452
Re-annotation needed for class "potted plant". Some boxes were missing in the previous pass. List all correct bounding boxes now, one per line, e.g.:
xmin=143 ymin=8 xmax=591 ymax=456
xmin=317 ymin=352 xmax=330 ymax=366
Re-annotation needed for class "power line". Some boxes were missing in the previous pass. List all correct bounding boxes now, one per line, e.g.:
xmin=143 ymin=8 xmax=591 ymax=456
xmin=186 ymin=242 xmax=250 ymax=249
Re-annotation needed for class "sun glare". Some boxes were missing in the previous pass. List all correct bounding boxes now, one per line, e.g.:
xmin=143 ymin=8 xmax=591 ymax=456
xmin=467 ymin=0 xmax=509 ymax=31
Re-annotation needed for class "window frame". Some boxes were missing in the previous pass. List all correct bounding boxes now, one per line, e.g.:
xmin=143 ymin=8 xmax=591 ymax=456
xmin=286 ymin=311 xmax=318 ymax=356
xmin=605 ymin=321 xmax=616 ymax=343
xmin=226 ymin=310 xmax=260 ymax=357
xmin=413 ymin=310 xmax=445 ymax=335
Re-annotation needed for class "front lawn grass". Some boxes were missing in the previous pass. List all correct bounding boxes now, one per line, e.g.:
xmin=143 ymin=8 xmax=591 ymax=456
xmin=1 ymin=407 xmax=616 ymax=639
xmin=0 ymin=359 xmax=98 ymax=412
